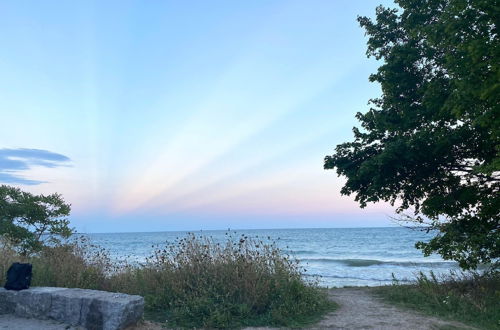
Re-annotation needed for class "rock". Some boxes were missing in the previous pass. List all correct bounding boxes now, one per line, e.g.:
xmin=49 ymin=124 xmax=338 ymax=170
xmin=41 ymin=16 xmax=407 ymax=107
xmin=0 ymin=287 xmax=144 ymax=330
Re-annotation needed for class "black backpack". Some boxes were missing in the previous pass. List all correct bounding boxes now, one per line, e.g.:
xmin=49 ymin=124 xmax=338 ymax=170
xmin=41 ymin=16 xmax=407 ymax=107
xmin=4 ymin=262 xmax=32 ymax=290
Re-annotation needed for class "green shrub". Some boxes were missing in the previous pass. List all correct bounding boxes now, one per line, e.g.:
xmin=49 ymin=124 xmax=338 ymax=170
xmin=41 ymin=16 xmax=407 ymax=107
xmin=375 ymin=271 xmax=500 ymax=330
xmin=108 ymin=233 xmax=335 ymax=328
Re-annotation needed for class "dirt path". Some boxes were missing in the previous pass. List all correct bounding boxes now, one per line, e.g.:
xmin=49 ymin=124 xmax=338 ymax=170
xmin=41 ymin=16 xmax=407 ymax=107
xmin=309 ymin=287 xmax=475 ymax=330
xmin=0 ymin=314 xmax=83 ymax=330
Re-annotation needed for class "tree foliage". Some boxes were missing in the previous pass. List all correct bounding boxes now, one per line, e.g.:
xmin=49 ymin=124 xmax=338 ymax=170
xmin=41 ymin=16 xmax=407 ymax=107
xmin=325 ymin=0 xmax=499 ymax=269
xmin=0 ymin=185 xmax=73 ymax=254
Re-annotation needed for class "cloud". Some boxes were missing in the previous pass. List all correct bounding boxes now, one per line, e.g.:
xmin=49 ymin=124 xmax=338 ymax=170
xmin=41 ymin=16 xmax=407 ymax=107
xmin=0 ymin=148 xmax=71 ymax=185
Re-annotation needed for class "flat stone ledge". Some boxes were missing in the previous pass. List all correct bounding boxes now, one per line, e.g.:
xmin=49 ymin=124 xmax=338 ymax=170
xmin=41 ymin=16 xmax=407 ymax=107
xmin=0 ymin=287 xmax=144 ymax=330
xmin=0 ymin=314 xmax=84 ymax=330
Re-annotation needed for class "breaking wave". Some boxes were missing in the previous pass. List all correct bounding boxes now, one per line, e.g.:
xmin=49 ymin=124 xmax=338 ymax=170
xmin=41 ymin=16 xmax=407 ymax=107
xmin=299 ymin=258 xmax=457 ymax=267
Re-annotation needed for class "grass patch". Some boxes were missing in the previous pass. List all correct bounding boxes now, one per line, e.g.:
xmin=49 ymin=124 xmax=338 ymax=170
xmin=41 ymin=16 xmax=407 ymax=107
xmin=0 ymin=233 xmax=335 ymax=328
xmin=374 ymin=271 xmax=500 ymax=330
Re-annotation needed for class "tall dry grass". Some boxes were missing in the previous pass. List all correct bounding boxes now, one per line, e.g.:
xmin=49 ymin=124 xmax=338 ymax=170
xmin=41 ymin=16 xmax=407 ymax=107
xmin=0 ymin=236 xmax=111 ymax=289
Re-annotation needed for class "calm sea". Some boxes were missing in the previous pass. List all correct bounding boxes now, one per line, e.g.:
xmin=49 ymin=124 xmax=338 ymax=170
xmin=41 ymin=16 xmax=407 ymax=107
xmin=85 ymin=227 xmax=459 ymax=287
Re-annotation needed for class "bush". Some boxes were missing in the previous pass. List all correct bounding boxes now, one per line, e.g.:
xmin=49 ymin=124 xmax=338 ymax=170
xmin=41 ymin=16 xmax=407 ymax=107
xmin=30 ymin=237 xmax=113 ymax=290
xmin=375 ymin=271 xmax=500 ymax=330
xmin=108 ymin=233 xmax=335 ymax=328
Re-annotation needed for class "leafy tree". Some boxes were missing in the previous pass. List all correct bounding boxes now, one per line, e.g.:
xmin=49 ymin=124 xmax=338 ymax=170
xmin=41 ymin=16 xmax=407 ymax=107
xmin=325 ymin=0 xmax=499 ymax=269
xmin=0 ymin=185 xmax=74 ymax=254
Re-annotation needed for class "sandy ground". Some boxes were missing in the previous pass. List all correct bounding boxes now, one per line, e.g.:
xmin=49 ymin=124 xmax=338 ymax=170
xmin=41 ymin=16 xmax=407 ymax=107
xmin=0 ymin=314 xmax=83 ymax=330
xmin=308 ymin=287 xmax=475 ymax=329
xmin=0 ymin=288 xmax=476 ymax=329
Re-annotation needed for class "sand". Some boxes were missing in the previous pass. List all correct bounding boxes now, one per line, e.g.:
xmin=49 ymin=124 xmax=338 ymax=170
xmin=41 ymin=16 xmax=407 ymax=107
xmin=310 ymin=287 xmax=475 ymax=329
xmin=0 ymin=314 xmax=83 ymax=330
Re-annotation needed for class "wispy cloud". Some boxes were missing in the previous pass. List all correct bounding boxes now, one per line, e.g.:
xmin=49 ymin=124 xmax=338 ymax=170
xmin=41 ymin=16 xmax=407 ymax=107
xmin=0 ymin=148 xmax=71 ymax=185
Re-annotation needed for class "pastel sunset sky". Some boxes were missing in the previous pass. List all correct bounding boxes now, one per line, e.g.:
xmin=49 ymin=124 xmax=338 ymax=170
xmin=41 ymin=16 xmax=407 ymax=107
xmin=0 ymin=0 xmax=397 ymax=233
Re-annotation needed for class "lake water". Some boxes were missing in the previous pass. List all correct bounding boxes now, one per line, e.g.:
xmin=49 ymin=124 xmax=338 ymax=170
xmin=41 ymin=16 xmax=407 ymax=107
xmin=85 ymin=227 xmax=460 ymax=287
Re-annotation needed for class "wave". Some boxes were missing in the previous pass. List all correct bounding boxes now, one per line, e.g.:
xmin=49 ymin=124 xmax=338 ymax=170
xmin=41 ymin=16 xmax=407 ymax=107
xmin=285 ymin=250 xmax=316 ymax=255
xmin=299 ymin=258 xmax=457 ymax=267
xmin=303 ymin=273 xmax=405 ymax=282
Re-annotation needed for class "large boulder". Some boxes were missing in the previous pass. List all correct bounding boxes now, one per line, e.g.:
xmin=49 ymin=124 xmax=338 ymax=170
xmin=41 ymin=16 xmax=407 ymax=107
xmin=0 ymin=287 xmax=144 ymax=330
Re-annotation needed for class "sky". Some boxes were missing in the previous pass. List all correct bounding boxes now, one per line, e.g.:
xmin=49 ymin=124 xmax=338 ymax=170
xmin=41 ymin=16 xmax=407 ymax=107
xmin=0 ymin=0 xmax=398 ymax=233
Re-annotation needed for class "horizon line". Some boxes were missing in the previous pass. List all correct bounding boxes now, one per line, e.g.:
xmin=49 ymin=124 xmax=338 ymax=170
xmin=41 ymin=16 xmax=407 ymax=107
xmin=74 ymin=224 xmax=428 ymax=235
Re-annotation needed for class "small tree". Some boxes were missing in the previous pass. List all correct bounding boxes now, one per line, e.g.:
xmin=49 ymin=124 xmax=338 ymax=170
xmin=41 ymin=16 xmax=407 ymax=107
xmin=325 ymin=0 xmax=499 ymax=270
xmin=0 ymin=185 xmax=74 ymax=255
